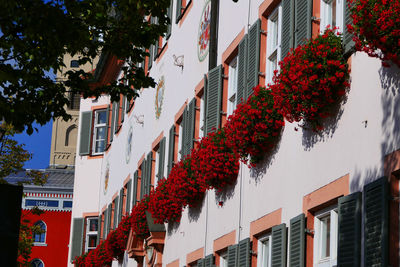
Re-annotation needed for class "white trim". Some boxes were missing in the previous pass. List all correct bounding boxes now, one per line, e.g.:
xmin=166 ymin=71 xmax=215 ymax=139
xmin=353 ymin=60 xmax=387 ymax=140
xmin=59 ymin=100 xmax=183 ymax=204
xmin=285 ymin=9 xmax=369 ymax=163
xmin=313 ymin=205 xmax=338 ymax=267
xmin=257 ymin=233 xmax=272 ymax=267
xmin=266 ymin=4 xmax=282 ymax=85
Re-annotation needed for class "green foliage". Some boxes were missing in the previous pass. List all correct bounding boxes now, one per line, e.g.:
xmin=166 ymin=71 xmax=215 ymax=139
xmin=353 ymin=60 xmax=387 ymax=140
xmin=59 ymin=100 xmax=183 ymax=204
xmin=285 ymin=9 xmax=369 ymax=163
xmin=0 ymin=0 xmax=171 ymax=133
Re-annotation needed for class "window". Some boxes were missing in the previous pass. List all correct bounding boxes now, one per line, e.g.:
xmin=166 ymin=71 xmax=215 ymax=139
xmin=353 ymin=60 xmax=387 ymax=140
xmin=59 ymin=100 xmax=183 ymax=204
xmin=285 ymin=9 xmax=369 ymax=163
xmin=177 ymin=122 xmax=183 ymax=161
xmin=266 ymin=5 xmax=282 ymax=84
xmin=199 ymin=95 xmax=205 ymax=139
xmin=85 ymin=217 xmax=98 ymax=252
xmin=219 ymin=252 xmax=228 ymax=267
xmin=227 ymin=57 xmax=238 ymax=117
xmin=176 ymin=0 xmax=192 ymax=23
xmin=320 ymin=0 xmax=344 ymax=33
xmin=33 ymin=221 xmax=46 ymax=244
xmin=68 ymin=92 xmax=81 ymax=110
xmin=258 ymin=234 xmax=272 ymax=267
xmin=92 ymin=109 xmax=107 ymax=154
xmin=70 ymin=60 xmax=79 ymax=68
xmin=313 ymin=206 xmax=338 ymax=267
xmin=30 ymin=259 xmax=44 ymax=267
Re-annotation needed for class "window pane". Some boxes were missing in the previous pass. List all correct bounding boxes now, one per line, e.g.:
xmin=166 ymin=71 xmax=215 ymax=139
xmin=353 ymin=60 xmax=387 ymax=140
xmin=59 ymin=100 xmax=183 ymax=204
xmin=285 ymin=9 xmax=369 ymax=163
xmin=320 ymin=215 xmax=331 ymax=258
xmin=261 ymin=239 xmax=270 ymax=267
xmin=89 ymin=219 xmax=98 ymax=231
xmin=88 ymin=235 xmax=97 ymax=248
xmin=96 ymin=127 xmax=106 ymax=140
xmin=95 ymin=140 xmax=105 ymax=153
xmin=97 ymin=110 xmax=107 ymax=124
xmin=332 ymin=0 xmax=337 ymax=27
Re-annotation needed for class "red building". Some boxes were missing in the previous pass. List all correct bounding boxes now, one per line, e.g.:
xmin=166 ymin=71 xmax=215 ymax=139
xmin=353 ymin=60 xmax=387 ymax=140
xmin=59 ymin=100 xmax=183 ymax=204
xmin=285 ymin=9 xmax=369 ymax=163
xmin=7 ymin=169 xmax=74 ymax=267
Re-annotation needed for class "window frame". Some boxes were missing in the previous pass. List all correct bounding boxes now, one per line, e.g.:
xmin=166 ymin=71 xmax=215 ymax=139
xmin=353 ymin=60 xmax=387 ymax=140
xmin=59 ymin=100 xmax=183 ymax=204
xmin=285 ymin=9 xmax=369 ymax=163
xmin=30 ymin=258 xmax=45 ymax=267
xmin=257 ymin=233 xmax=272 ymax=267
xmin=320 ymin=0 xmax=344 ymax=33
xmin=313 ymin=205 xmax=338 ymax=267
xmin=91 ymin=109 xmax=108 ymax=155
xmin=33 ymin=220 xmax=47 ymax=246
xmin=227 ymin=56 xmax=238 ymax=117
xmin=266 ymin=4 xmax=282 ymax=85
xmin=84 ymin=217 xmax=99 ymax=253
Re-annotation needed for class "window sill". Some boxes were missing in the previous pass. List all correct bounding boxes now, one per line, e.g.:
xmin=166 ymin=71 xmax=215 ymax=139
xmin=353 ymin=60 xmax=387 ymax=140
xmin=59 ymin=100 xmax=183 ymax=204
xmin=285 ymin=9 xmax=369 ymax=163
xmin=33 ymin=243 xmax=47 ymax=247
xmin=177 ymin=0 xmax=193 ymax=27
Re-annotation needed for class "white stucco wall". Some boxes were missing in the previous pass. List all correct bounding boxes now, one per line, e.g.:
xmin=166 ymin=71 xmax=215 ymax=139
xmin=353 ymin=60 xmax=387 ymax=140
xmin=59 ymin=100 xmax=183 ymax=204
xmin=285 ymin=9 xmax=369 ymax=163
xmin=68 ymin=0 xmax=400 ymax=266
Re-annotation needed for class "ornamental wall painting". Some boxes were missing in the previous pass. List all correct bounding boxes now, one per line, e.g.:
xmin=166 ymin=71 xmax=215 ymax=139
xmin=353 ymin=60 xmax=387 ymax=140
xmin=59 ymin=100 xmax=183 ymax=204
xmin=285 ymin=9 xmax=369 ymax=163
xmin=103 ymin=163 xmax=110 ymax=195
xmin=126 ymin=126 xmax=133 ymax=164
xmin=154 ymin=76 xmax=165 ymax=119
xmin=197 ymin=0 xmax=211 ymax=62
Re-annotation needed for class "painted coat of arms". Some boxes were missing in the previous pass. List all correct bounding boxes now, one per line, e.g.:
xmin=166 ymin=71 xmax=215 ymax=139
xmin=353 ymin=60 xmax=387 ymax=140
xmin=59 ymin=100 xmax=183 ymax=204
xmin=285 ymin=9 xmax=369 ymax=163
xmin=197 ymin=0 xmax=211 ymax=62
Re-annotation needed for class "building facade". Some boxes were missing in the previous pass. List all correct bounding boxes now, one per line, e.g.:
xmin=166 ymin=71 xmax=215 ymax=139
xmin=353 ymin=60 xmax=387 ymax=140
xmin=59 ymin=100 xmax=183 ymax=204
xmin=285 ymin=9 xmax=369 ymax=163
xmin=6 ymin=169 xmax=74 ymax=267
xmin=68 ymin=0 xmax=400 ymax=267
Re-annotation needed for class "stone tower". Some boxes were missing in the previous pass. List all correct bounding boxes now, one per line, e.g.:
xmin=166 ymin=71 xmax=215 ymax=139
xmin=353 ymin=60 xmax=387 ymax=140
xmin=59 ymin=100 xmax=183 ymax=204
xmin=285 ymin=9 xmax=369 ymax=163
xmin=49 ymin=54 xmax=96 ymax=168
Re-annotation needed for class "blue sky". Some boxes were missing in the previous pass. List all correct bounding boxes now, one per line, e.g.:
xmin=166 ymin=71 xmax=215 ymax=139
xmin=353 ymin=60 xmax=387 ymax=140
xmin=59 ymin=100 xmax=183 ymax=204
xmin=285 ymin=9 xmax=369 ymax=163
xmin=13 ymin=122 xmax=53 ymax=169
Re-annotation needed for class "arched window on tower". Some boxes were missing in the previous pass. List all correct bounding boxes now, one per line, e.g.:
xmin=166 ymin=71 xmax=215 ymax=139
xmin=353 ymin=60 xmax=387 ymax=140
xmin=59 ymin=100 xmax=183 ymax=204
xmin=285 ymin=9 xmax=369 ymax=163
xmin=65 ymin=125 xmax=77 ymax=147
xmin=33 ymin=221 xmax=46 ymax=244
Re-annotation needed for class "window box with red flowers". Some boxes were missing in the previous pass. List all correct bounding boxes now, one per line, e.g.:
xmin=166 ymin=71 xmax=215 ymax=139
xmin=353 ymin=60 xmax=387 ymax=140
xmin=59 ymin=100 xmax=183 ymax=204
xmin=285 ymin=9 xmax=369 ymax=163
xmin=348 ymin=0 xmax=400 ymax=67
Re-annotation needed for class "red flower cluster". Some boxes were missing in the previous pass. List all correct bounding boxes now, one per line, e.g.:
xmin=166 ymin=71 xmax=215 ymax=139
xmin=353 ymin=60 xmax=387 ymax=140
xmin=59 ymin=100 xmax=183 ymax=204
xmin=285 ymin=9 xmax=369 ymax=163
xmin=270 ymin=29 xmax=349 ymax=131
xmin=130 ymin=196 xmax=150 ymax=238
xmin=148 ymin=177 xmax=184 ymax=224
xmin=348 ymin=0 xmax=400 ymax=67
xmin=225 ymin=86 xmax=284 ymax=165
xmin=194 ymin=128 xmax=240 ymax=191
xmin=105 ymin=215 xmax=132 ymax=260
xmin=75 ymin=241 xmax=113 ymax=267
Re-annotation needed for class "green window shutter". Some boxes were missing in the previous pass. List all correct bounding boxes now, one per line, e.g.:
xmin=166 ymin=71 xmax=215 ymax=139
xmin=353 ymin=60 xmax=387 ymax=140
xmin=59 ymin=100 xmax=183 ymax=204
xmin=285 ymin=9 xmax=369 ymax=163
xmin=146 ymin=152 xmax=153 ymax=195
xmin=176 ymin=0 xmax=182 ymax=23
xmin=79 ymin=111 xmax=92 ymax=156
xmin=343 ymin=0 xmax=355 ymax=55
xmin=115 ymin=100 xmax=120 ymax=133
xmin=96 ymin=216 xmax=101 ymax=246
xmin=181 ymin=106 xmax=188 ymax=157
xmin=70 ymin=217 xmax=84 ymax=262
xmin=236 ymin=35 xmax=248 ymax=105
xmin=337 ymin=192 xmax=361 ymax=267
xmin=167 ymin=125 xmax=175 ymax=176
xmin=140 ymin=160 xmax=146 ymax=199
xmin=205 ymin=65 xmax=223 ymax=135
xmin=132 ymin=171 xmax=138 ymax=207
xmin=281 ymin=0 xmax=294 ymax=58
xmin=126 ymin=179 xmax=132 ymax=214
xmin=113 ymin=196 xmax=119 ymax=229
xmin=158 ymin=137 xmax=166 ymax=182
xmin=271 ymin=223 xmax=287 ymax=267
xmin=102 ymin=208 xmax=108 ymax=239
xmin=363 ymin=177 xmax=389 ymax=267
xmin=294 ymin=0 xmax=312 ymax=47
xmin=197 ymin=258 xmax=205 ymax=267
xmin=203 ymin=74 xmax=208 ymax=135
xmin=237 ymin=238 xmax=251 ymax=267
xmin=149 ymin=45 xmax=154 ymax=70
xmin=126 ymin=96 xmax=131 ymax=113
xmin=118 ymin=188 xmax=124 ymax=224
xmin=186 ymin=98 xmax=196 ymax=155
xmin=105 ymin=105 xmax=110 ymax=147
xmin=107 ymin=203 xmax=112 ymax=232
xmin=204 ymin=254 xmax=214 ymax=267
xmin=246 ymin=19 xmax=261 ymax=100
xmin=289 ymin=213 xmax=305 ymax=267
xmin=167 ymin=0 xmax=173 ymax=39
xmin=154 ymin=39 xmax=159 ymax=59
xmin=121 ymin=97 xmax=126 ymax=123
xmin=227 ymin=244 xmax=238 ymax=267
xmin=110 ymin=103 xmax=116 ymax=143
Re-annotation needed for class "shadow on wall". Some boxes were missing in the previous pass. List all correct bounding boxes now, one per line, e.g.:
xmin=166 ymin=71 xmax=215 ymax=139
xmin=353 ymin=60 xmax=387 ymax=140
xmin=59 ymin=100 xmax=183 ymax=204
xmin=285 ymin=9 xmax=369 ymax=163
xmin=351 ymin=63 xmax=400 ymax=192
xmin=380 ymin=64 xmax=400 ymax=156
xmin=249 ymin=132 xmax=283 ymax=185
xmin=302 ymin=91 xmax=349 ymax=150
